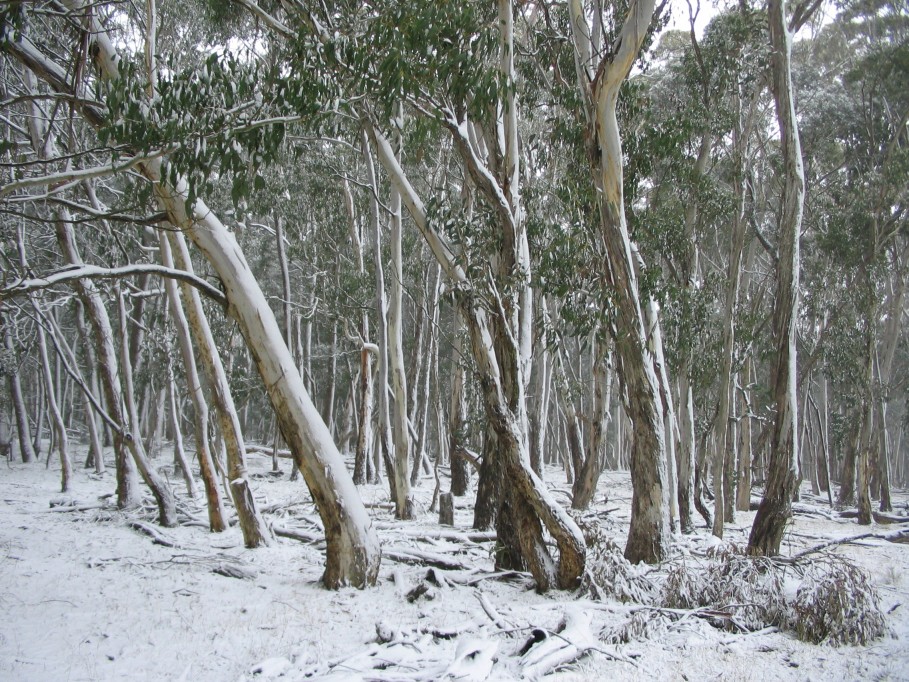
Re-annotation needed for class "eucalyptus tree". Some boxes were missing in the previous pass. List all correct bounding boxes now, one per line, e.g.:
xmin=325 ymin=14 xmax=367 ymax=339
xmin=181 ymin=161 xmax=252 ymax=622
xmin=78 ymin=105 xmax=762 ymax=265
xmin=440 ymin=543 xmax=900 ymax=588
xmin=566 ymin=0 xmax=675 ymax=563
xmin=352 ymin=0 xmax=586 ymax=588
xmin=1 ymin=0 xmax=379 ymax=587
xmin=795 ymin=0 xmax=908 ymax=519
xmin=747 ymin=0 xmax=810 ymax=556
xmin=224 ymin=0 xmax=588 ymax=588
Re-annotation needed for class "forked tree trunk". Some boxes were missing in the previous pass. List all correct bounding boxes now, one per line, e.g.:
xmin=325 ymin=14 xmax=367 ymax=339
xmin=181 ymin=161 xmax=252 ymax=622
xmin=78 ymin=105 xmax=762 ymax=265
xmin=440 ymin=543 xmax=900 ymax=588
xmin=748 ymin=0 xmax=805 ymax=555
xmin=116 ymin=289 xmax=177 ymax=527
xmin=165 ymin=231 xmax=271 ymax=546
xmin=569 ymin=0 xmax=669 ymax=563
xmin=158 ymin=232 xmax=225 ymax=530
xmin=36 ymin=321 xmax=71 ymax=492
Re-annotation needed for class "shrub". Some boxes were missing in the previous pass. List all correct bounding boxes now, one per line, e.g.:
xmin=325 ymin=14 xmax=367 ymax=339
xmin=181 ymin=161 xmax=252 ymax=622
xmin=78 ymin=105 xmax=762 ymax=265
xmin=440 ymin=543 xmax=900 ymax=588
xmin=662 ymin=545 xmax=790 ymax=632
xmin=576 ymin=521 xmax=659 ymax=605
xmin=791 ymin=555 xmax=886 ymax=645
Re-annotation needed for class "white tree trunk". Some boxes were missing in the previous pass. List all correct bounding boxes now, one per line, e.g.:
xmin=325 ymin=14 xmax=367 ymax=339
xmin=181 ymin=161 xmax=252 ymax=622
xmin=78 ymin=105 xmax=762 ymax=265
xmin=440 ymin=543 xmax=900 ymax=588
xmin=569 ymin=0 xmax=669 ymax=563
xmin=388 ymin=112 xmax=415 ymax=518
xmin=158 ymin=232 xmax=226 ymax=531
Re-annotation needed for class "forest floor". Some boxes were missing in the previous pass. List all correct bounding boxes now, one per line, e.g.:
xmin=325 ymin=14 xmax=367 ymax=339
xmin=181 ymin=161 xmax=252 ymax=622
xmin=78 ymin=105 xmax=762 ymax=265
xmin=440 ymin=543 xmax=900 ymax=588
xmin=0 ymin=448 xmax=907 ymax=681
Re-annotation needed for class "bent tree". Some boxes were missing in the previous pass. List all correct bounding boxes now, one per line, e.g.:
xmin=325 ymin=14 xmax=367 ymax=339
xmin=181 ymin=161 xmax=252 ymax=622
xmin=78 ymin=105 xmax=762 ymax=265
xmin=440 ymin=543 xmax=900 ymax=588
xmin=2 ymin=0 xmax=379 ymax=587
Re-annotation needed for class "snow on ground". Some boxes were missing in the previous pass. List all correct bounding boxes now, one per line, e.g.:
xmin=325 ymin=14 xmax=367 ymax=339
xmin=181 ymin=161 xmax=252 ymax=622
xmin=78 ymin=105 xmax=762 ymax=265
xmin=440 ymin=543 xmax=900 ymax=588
xmin=0 ymin=448 xmax=907 ymax=681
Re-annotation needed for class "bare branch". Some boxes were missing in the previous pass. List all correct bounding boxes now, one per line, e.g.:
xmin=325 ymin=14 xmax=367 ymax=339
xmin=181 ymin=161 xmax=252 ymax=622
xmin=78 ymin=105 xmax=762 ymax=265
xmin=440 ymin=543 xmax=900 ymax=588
xmin=2 ymin=264 xmax=226 ymax=308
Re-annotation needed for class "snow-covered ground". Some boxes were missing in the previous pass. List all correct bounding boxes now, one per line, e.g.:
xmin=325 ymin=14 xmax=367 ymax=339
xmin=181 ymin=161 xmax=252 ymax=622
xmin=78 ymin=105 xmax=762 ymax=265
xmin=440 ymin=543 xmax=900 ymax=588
xmin=0 ymin=449 xmax=906 ymax=681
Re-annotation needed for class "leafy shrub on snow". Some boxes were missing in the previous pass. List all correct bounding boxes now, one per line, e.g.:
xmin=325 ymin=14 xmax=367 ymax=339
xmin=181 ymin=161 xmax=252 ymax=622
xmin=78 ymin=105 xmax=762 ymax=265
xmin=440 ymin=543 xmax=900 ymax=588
xmin=791 ymin=555 xmax=886 ymax=645
xmin=575 ymin=519 xmax=659 ymax=605
xmin=662 ymin=545 xmax=790 ymax=632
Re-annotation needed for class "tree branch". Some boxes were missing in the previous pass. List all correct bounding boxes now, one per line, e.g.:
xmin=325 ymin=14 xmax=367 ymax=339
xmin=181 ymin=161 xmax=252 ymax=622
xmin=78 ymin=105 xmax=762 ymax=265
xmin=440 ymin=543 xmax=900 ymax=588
xmin=2 ymin=264 xmax=226 ymax=308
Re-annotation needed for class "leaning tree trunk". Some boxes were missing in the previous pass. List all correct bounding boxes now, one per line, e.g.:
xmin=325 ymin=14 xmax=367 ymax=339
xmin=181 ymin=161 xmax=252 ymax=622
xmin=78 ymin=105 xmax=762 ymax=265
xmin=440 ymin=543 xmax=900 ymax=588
xmin=362 ymin=131 xmax=400 ymax=506
xmin=52 ymin=216 xmax=144 ymax=509
xmin=36 ymin=319 xmax=71 ymax=492
xmin=158 ymin=232 xmax=225 ymax=531
xmin=6 ymin=0 xmax=380 ymax=584
xmin=748 ymin=0 xmax=805 ymax=556
xmin=361 ymin=0 xmax=585 ymax=590
xmin=165 ymin=230 xmax=271 ymax=546
xmin=116 ymin=288 xmax=178 ymax=527
xmin=387 ymin=117 xmax=415 ymax=518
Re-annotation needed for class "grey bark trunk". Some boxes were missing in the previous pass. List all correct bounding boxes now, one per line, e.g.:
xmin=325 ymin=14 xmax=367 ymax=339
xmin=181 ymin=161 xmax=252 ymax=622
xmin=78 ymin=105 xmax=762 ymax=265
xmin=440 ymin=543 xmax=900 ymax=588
xmin=748 ymin=0 xmax=804 ymax=555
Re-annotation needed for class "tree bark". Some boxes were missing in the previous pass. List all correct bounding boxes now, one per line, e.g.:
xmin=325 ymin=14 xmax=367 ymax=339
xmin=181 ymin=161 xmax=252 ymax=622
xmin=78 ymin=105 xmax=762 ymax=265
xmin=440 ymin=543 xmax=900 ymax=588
xmin=158 ymin=232 xmax=225 ymax=531
xmin=36 ymin=320 xmax=71 ymax=492
xmin=165 ymin=231 xmax=272 ymax=546
xmin=4 ymin=326 xmax=36 ymax=463
xmin=116 ymin=289 xmax=177 ymax=527
xmin=388 ymin=115 xmax=415 ymax=518
xmin=569 ymin=0 xmax=669 ymax=563
xmin=748 ymin=0 xmax=805 ymax=555
xmin=449 ymin=309 xmax=470 ymax=497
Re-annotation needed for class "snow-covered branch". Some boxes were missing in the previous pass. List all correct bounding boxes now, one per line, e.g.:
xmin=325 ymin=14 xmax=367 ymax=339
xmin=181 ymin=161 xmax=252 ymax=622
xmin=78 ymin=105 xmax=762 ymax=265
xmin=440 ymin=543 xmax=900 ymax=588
xmin=2 ymin=264 xmax=226 ymax=307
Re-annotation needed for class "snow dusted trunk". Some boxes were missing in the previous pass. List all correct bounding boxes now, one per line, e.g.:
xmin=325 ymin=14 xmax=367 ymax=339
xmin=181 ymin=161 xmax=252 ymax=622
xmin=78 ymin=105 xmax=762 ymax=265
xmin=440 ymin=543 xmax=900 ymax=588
xmin=364 ymin=0 xmax=586 ymax=589
xmin=165 ymin=231 xmax=272 ymax=547
xmin=158 ymin=232 xmax=225 ymax=531
xmin=569 ymin=0 xmax=670 ymax=563
xmin=736 ymin=356 xmax=755 ymax=511
xmin=677 ymin=369 xmax=696 ymax=532
xmin=52 ymin=218 xmax=142 ymax=508
xmin=875 ymin=266 xmax=905 ymax=512
xmin=361 ymin=131 xmax=401 ymax=506
xmin=116 ymin=288 xmax=177 ymax=527
xmin=448 ymin=309 xmax=470 ymax=497
xmin=36 ymin=321 xmax=71 ymax=492
xmin=157 ymin=189 xmax=377 ymax=584
xmin=10 ymin=0 xmax=379 ymax=583
xmin=388 ymin=113 xmax=415 ymax=518
xmin=167 ymin=370 xmax=199 ymax=499
xmin=748 ymin=0 xmax=804 ymax=555
xmin=341 ymin=178 xmax=375 ymax=486
xmin=4 ymin=326 xmax=36 ymax=464
xmin=583 ymin=342 xmax=613 ymax=507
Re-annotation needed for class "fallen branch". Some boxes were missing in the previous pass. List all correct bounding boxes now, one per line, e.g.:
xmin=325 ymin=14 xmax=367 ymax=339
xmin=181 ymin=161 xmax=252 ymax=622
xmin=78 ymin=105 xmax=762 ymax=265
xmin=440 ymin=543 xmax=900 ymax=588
xmin=838 ymin=510 xmax=909 ymax=525
xmin=373 ymin=523 xmax=496 ymax=543
xmin=128 ymin=520 xmax=181 ymax=548
xmin=244 ymin=443 xmax=293 ymax=459
xmin=383 ymin=547 xmax=474 ymax=571
xmin=271 ymin=524 xmax=324 ymax=545
xmin=520 ymin=608 xmax=599 ymax=679
xmin=786 ymin=529 xmax=909 ymax=562
xmin=476 ymin=591 xmax=510 ymax=630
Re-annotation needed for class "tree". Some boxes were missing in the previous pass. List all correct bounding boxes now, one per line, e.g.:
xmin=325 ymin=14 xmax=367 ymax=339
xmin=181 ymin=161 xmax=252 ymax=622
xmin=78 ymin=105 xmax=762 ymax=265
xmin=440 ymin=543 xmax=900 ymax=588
xmin=748 ymin=0 xmax=808 ymax=556
xmin=568 ymin=0 xmax=671 ymax=563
